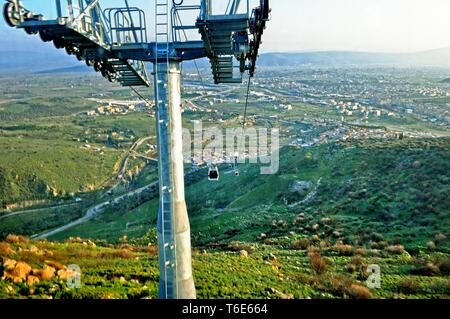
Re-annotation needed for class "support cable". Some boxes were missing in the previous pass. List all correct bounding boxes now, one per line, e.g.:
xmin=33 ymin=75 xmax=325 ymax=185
xmin=129 ymin=86 xmax=154 ymax=108
xmin=174 ymin=10 xmax=206 ymax=92
xmin=242 ymin=74 xmax=251 ymax=130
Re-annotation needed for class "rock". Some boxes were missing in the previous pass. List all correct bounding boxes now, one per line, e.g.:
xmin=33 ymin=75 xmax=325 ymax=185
xmin=29 ymin=245 xmax=45 ymax=256
xmin=28 ymin=287 xmax=36 ymax=296
xmin=239 ymin=250 xmax=249 ymax=258
xmin=37 ymin=265 xmax=56 ymax=281
xmin=266 ymin=287 xmax=277 ymax=294
xmin=119 ymin=276 xmax=127 ymax=284
xmin=14 ymin=262 xmax=32 ymax=278
xmin=3 ymin=259 xmax=17 ymax=271
xmin=0 ymin=243 xmax=16 ymax=256
xmin=45 ymin=261 xmax=65 ymax=271
xmin=263 ymin=253 xmax=277 ymax=262
xmin=312 ymin=224 xmax=319 ymax=231
xmin=3 ymin=261 xmax=32 ymax=284
xmin=260 ymin=233 xmax=267 ymax=240
xmin=27 ymin=275 xmax=40 ymax=286
xmin=57 ymin=268 xmax=78 ymax=280
xmin=266 ymin=287 xmax=294 ymax=299
xmin=290 ymin=181 xmax=313 ymax=193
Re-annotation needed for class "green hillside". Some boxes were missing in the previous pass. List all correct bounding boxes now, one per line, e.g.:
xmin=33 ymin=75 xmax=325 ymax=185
xmin=47 ymin=137 xmax=449 ymax=251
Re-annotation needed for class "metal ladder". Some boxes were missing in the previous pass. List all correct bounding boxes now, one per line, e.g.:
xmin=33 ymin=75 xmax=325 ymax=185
xmin=154 ymin=0 xmax=176 ymax=299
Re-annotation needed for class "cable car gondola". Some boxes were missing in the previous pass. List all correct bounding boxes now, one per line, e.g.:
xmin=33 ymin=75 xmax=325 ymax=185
xmin=208 ymin=165 xmax=220 ymax=181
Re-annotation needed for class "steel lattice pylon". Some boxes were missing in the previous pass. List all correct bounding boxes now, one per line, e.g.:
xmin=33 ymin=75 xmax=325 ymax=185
xmin=3 ymin=0 xmax=270 ymax=299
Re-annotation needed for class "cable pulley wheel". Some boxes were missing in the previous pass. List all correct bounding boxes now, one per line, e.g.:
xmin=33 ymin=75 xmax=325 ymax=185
xmin=94 ymin=60 xmax=103 ymax=72
xmin=53 ymin=38 xmax=64 ymax=49
xmin=3 ymin=2 xmax=21 ymax=27
xmin=39 ymin=30 xmax=52 ymax=42
xmin=75 ymin=50 xmax=83 ymax=61
xmin=65 ymin=46 xmax=75 ymax=55
xmin=24 ymin=27 xmax=37 ymax=35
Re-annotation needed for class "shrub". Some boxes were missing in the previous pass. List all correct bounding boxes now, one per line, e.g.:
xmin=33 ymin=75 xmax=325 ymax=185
xmin=292 ymin=238 xmax=311 ymax=250
xmin=319 ymin=240 xmax=330 ymax=249
xmin=385 ymin=245 xmax=405 ymax=255
xmin=410 ymin=263 xmax=440 ymax=276
xmin=370 ymin=232 xmax=384 ymax=242
xmin=145 ymin=245 xmax=158 ymax=256
xmin=307 ymin=246 xmax=320 ymax=254
xmin=345 ymin=263 xmax=356 ymax=273
xmin=308 ymin=252 xmax=330 ymax=275
xmin=351 ymin=256 xmax=365 ymax=267
xmin=326 ymin=275 xmax=354 ymax=297
xmin=377 ymin=241 xmax=389 ymax=249
xmin=227 ymin=242 xmax=256 ymax=253
xmin=355 ymin=247 xmax=368 ymax=256
xmin=435 ymin=233 xmax=447 ymax=242
xmin=333 ymin=244 xmax=354 ymax=256
xmin=426 ymin=241 xmax=436 ymax=251
xmin=438 ymin=258 xmax=450 ymax=275
xmin=98 ymin=249 xmax=135 ymax=259
xmin=0 ymin=242 xmax=15 ymax=256
xmin=426 ymin=263 xmax=440 ymax=275
xmin=5 ymin=234 xmax=28 ymax=244
xmin=348 ymin=284 xmax=372 ymax=299
xmin=398 ymin=277 xmax=421 ymax=295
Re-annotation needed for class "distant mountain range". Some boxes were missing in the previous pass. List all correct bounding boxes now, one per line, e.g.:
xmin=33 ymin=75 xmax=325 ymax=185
xmin=2 ymin=47 xmax=450 ymax=73
xmin=257 ymin=48 xmax=450 ymax=68
xmin=0 ymin=50 xmax=83 ymax=73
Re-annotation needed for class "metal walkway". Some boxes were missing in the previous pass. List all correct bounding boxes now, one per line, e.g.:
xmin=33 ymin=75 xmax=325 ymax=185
xmin=197 ymin=14 xmax=248 ymax=84
xmin=7 ymin=0 xmax=150 ymax=87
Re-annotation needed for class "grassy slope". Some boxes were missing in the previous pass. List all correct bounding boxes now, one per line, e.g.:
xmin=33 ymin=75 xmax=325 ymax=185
xmin=1 ymin=237 xmax=449 ymax=299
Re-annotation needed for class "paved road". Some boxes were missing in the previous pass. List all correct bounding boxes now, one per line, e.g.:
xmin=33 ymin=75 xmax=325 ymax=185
xmin=31 ymin=181 xmax=158 ymax=240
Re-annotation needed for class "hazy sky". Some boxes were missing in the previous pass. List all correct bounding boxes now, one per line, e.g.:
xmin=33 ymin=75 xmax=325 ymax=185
xmin=266 ymin=0 xmax=450 ymax=53
xmin=2 ymin=0 xmax=450 ymax=53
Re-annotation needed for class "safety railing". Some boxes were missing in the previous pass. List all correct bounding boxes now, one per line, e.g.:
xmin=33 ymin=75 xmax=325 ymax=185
xmin=199 ymin=0 xmax=250 ymax=20
xmin=104 ymin=7 xmax=147 ymax=45
xmin=171 ymin=3 xmax=201 ymax=42
xmin=54 ymin=0 xmax=110 ymax=45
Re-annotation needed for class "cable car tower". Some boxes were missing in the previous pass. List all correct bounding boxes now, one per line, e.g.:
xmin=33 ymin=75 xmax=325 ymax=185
xmin=3 ymin=0 xmax=270 ymax=299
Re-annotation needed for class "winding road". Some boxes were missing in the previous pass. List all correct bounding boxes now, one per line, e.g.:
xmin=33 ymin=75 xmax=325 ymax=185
xmin=31 ymin=181 xmax=158 ymax=240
